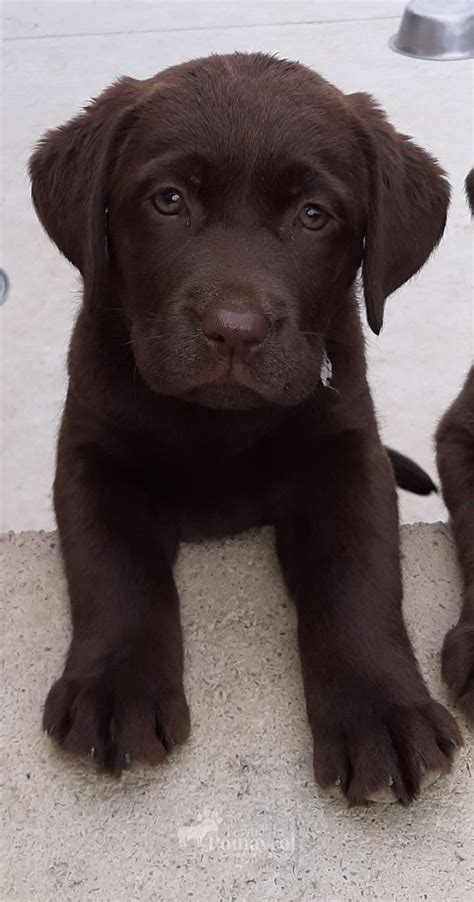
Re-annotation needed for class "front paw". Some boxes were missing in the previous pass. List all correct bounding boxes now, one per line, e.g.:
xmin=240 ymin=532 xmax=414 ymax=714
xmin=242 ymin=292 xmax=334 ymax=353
xmin=442 ymin=619 xmax=474 ymax=721
xmin=310 ymin=690 xmax=462 ymax=806
xmin=43 ymin=645 xmax=190 ymax=774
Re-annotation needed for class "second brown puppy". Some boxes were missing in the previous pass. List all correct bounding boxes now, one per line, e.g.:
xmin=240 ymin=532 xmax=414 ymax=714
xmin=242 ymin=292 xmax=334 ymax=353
xmin=436 ymin=170 xmax=474 ymax=721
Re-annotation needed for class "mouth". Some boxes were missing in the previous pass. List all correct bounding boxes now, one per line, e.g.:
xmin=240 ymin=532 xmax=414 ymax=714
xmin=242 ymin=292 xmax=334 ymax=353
xmin=136 ymin=336 xmax=323 ymax=410
xmin=178 ymin=356 xmax=274 ymax=410
xmin=161 ymin=346 xmax=324 ymax=410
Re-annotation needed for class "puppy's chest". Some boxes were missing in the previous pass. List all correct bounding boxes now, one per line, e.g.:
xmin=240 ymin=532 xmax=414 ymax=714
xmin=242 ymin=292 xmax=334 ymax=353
xmin=164 ymin=456 xmax=272 ymax=541
xmin=129 ymin=410 xmax=310 ymax=539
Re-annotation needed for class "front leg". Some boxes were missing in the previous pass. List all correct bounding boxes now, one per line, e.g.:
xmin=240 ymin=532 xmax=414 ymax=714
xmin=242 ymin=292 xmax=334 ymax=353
xmin=275 ymin=436 xmax=461 ymax=804
xmin=44 ymin=412 xmax=190 ymax=774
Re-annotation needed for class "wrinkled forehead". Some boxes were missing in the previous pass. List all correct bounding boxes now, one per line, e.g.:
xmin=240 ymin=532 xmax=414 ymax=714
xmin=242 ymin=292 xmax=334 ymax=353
xmin=117 ymin=61 xmax=364 ymax=202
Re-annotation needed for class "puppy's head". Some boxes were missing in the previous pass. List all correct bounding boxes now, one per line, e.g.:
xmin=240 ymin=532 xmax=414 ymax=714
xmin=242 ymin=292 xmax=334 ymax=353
xmin=30 ymin=53 xmax=449 ymax=410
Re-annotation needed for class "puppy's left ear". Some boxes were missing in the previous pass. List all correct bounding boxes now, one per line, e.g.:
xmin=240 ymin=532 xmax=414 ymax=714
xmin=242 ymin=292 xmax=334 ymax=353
xmin=347 ymin=92 xmax=450 ymax=335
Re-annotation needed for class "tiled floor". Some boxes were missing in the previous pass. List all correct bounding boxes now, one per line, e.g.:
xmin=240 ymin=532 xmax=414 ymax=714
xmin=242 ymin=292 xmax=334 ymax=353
xmin=1 ymin=0 xmax=473 ymax=530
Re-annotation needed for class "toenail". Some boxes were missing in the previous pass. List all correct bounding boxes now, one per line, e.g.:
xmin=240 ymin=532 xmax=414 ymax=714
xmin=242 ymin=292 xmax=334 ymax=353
xmin=88 ymin=747 xmax=96 ymax=760
xmin=335 ymin=776 xmax=342 ymax=786
xmin=124 ymin=752 xmax=131 ymax=767
xmin=388 ymin=776 xmax=394 ymax=786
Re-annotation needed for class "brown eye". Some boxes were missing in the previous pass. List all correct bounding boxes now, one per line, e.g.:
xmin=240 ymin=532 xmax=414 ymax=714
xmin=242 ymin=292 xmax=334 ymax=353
xmin=299 ymin=204 xmax=330 ymax=231
xmin=153 ymin=188 xmax=185 ymax=216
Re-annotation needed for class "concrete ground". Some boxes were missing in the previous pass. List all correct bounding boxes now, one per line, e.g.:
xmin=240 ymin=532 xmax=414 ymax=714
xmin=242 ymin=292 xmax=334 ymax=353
xmin=1 ymin=0 xmax=473 ymax=531
xmin=2 ymin=523 xmax=473 ymax=901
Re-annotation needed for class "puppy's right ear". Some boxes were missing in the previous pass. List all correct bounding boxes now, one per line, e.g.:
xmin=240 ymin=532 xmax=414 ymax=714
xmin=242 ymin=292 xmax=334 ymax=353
xmin=29 ymin=77 xmax=142 ymax=311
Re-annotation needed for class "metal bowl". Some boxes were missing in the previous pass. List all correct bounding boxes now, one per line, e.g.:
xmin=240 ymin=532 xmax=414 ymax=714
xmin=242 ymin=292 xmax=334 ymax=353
xmin=390 ymin=0 xmax=474 ymax=61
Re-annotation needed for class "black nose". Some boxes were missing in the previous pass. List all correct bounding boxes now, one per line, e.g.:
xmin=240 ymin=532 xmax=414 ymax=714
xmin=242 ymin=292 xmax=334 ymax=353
xmin=201 ymin=305 xmax=270 ymax=353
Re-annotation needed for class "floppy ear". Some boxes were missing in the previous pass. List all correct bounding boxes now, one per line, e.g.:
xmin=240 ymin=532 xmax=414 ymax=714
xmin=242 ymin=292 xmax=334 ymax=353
xmin=347 ymin=92 xmax=450 ymax=335
xmin=29 ymin=77 xmax=142 ymax=311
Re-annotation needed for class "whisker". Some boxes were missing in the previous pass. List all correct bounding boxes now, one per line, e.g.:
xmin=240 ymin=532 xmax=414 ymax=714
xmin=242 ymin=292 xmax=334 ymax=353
xmin=261 ymin=346 xmax=294 ymax=370
xmin=299 ymin=329 xmax=355 ymax=349
xmin=143 ymin=314 xmax=173 ymax=326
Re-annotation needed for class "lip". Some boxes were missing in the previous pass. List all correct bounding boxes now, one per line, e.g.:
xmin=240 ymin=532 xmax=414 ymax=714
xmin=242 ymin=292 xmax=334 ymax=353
xmin=182 ymin=380 xmax=267 ymax=410
xmin=183 ymin=358 xmax=257 ymax=394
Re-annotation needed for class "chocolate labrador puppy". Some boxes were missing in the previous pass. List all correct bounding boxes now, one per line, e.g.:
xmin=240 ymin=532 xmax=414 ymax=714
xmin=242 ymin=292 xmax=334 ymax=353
xmin=30 ymin=53 xmax=461 ymax=804
xmin=436 ymin=170 xmax=474 ymax=721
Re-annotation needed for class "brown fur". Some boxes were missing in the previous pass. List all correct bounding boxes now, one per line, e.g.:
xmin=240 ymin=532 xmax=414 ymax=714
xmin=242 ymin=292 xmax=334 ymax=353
xmin=30 ymin=53 xmax=460 ymax=803
xmin=436 ymin=170 xmax=474 ymax=721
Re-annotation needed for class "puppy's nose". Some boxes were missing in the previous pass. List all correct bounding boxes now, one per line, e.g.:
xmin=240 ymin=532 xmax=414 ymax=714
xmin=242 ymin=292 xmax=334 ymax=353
xmin=201 ymin=305 xmax=270 ymax=353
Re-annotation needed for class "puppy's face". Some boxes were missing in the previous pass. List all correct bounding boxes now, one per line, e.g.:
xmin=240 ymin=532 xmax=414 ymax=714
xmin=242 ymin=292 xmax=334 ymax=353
xmin=30 ymin=54 xmax=449 ymax=410
xmin=110 ymin=66 xmax=366 ymax=409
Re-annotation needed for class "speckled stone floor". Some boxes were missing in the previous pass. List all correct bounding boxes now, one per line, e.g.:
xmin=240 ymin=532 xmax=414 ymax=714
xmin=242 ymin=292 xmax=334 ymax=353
xmin=2 ymin=523 xmax=473 ymax=900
